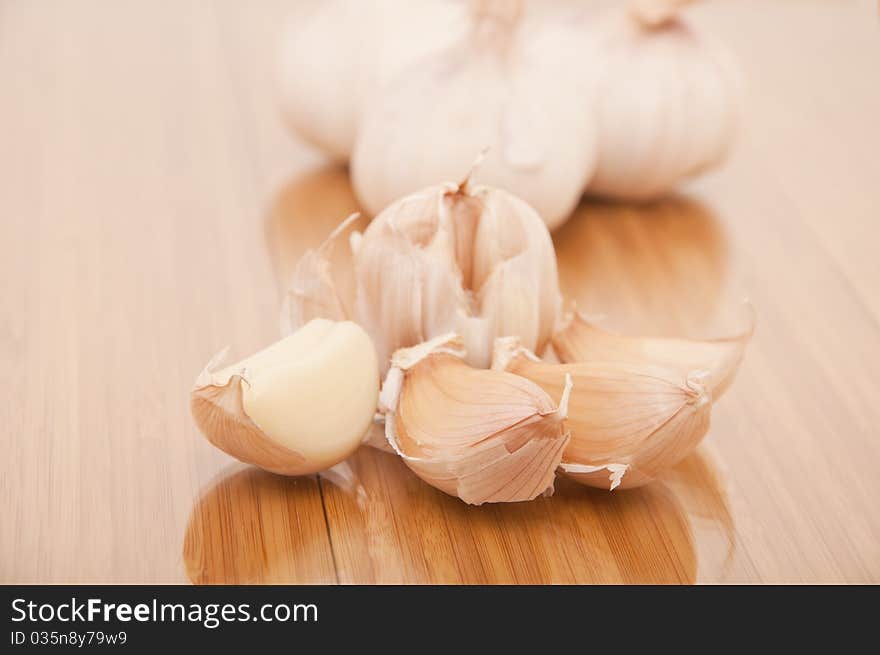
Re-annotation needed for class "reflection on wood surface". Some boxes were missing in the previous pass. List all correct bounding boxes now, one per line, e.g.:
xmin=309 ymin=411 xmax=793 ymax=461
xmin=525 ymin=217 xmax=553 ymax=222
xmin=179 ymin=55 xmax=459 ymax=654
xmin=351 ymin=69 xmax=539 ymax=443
xmin=183 ymin=467 xmax=335 ymax=585
xmin=554 ymin=196 xmax=729 ymax=335
xmin=184 ymin=441 xmax=734 ymax=584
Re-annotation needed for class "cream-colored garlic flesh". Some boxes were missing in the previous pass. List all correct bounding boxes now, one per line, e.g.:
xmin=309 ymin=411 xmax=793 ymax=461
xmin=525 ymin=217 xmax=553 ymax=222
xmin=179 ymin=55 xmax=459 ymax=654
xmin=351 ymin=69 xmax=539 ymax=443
xmin=196 ymin=319 xmax=379 ymax=473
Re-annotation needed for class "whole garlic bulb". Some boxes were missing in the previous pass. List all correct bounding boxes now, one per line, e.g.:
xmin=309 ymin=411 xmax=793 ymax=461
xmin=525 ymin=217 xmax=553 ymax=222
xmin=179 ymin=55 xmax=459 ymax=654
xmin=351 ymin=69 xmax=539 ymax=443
xmin=278 ymin=0 xmax=465 ymax=160
xmin=284 ymin=179 xmax=562 ymax=373
xmin=351 ymin=1 xmax=596 ymax=229
xmin=583 ymin=2 xmax=741 ymax=199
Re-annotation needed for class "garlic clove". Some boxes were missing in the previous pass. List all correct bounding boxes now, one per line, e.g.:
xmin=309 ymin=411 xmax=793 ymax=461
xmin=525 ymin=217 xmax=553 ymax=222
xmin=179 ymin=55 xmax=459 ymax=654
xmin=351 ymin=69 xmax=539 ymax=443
xmin=381 ymin=334 xmax=571 ymax=505
xmin=354 ymin=216 xmax=469 ymax=369
xmin=353 ymin=227 xmax=428 ymax=368
xmin=493 ymin=337 xmax=715 ymax=490
xmin=191 ymin=319 xmax=379 ymax=475
xmin=551 ymin=305 xmax=754 ymax=401
xmin=477 ymin=256 xmax=542 ymax=364
xmin=471 ymin=188 xmax=561 ymax=358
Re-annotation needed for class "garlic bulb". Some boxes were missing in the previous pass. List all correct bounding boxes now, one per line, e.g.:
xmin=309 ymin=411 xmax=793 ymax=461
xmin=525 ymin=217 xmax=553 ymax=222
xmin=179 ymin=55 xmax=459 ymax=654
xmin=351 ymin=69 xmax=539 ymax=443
xmin=278 ymin=0 xmax=464 ymax=160
xmin=380 ymin=334 xmax=571 ymax=505
xmin=552 ymin=308 xmax=754 ymax=401
xmin=191 ymin=319 xmax=379 ymax=475
xmin=285 ymin=179 xmax=562 ymax=372
xmin=351 ymin=0 xmax=596 ymax=229
xmin=493 ymin=336 xmax=735 ymax=490
xmin=583 ymin=1 xmax=740 ymax=199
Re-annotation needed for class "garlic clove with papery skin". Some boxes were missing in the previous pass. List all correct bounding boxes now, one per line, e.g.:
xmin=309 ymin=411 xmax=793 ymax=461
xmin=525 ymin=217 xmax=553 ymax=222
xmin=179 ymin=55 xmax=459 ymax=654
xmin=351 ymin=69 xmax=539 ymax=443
xmin=380 ymin=333 xmax=571 ymax=505
xmin=351 ymin=0 xmax=597 ymax=230
xmin=581 ymin=1 xmax=740 ymax=200
xmin=552 ymin=306 xmax=754 ymax=401
xmin=493 ymin=337 xmax=717 ymax=490
xmin=191 ymin=319 xmax=379 ymax=475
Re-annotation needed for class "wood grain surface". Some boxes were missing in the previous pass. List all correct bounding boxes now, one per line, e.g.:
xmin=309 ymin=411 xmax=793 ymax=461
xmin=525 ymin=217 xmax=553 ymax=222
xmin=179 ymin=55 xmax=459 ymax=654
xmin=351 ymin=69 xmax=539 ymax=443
xmin=2 ymin=0 xmax=879 ymax=584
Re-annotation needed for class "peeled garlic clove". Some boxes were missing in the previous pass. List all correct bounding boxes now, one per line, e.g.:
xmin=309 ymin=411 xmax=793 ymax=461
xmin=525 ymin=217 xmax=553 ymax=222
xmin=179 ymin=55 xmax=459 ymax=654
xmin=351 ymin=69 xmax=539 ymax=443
xmin=582 ymin=4 xmax=740 ymax=200
xmin=277 ymin=0 xmax=464 ymax=160
xmin=351 ymin=181 xmax=560 ymax=372
xmin=552 ymin=307 xmax=754 ymax=401
xmin=381 ymin=334 xmax=571 ymax=505
xmin=191 ymin=319 xmax=379 ymax=475
xmin=493 ymin=337 xmax=713 ymax=490
xmin=351 ymin=2 xmax=596 ymax=229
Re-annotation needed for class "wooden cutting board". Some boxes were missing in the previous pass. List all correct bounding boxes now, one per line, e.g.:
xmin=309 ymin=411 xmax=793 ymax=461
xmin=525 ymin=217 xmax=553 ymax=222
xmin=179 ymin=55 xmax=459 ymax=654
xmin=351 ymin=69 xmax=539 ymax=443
xmin=2 ymin=1 xmax=879 ymax=584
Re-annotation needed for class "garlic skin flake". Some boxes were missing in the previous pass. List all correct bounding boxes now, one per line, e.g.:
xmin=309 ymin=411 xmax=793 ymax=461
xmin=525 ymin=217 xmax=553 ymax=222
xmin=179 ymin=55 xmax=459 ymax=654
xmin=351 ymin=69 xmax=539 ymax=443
xmin=351 ymin=1 xmax=596 ymax=229
xmin=493 ymin=337 xmax=715 ymax=490
xmin=582 ymin=3 xmax=740 ymax=200
xmin=380 ymin=334 xmax=571 ymax=505
xmin=191 ymin=319 xmax=379 ymax=475
xmin=352 ymin=181 xmax=561 ymax=371
xmin=281 ymin=213 xmax=361 ymax=335
xmin=277 ymin=0 xmax=464 ymax=160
